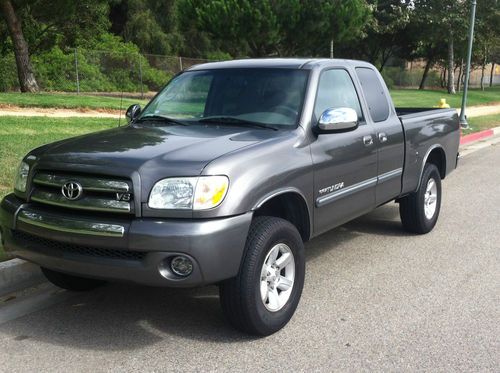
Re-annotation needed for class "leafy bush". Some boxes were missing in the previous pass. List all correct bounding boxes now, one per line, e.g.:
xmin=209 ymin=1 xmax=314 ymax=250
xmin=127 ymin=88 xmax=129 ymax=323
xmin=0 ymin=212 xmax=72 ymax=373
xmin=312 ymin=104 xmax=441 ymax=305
xmin=205 ymin=51 xmax=232 ymax=61
xmin=0 ymin=54 xmax=20 ymax=91
xmin=142 ymin=62 xmax=171 ymax=91
xmin=84 ymin=34 xmax=172 ymax=91
xmin=33 ymin=47 xmax=83 ymax=91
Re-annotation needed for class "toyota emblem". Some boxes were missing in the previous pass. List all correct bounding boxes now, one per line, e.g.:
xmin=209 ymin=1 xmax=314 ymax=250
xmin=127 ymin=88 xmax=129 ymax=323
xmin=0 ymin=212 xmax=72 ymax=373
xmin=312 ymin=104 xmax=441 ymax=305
xmin=61 ymin=181 xmax=83 ymax=200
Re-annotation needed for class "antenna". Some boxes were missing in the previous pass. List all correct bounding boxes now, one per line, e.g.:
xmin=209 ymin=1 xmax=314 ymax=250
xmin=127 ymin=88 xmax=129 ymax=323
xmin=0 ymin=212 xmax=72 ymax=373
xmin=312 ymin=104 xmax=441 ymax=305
xmin=118 ymin=89 xmax=124 ymax=127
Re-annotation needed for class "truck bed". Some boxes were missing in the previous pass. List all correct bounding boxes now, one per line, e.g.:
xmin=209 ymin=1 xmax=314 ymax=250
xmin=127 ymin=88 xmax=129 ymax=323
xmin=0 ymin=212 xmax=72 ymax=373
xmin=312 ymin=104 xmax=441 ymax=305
xmin=397 ymin=107 xmax=460 ymax=196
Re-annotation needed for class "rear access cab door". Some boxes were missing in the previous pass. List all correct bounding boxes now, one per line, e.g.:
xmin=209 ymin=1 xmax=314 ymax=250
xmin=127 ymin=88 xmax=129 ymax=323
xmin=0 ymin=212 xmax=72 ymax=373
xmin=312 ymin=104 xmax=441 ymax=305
xmin=355 ymin=67 xmax=405 ymax=205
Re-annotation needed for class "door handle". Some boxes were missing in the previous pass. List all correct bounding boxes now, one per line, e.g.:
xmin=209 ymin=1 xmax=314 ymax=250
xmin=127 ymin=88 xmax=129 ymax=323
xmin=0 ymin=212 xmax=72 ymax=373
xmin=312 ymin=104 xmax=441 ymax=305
xmin=363 ymin=135 xmax=373 ymax=146
xmin=378 ymin=132 xmax=388 ymax=143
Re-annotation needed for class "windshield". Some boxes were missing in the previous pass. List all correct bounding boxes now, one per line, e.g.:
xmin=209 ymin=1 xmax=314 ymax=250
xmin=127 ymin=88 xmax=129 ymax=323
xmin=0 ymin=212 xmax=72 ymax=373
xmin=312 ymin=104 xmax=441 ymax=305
xmin=139 ymin=68 xmax=309 ymax=128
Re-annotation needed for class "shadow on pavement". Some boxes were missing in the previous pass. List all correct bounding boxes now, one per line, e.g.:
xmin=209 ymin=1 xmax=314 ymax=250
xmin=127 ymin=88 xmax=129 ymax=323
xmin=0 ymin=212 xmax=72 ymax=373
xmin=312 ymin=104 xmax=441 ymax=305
xmin=342 ymin=203 xmax=409 ymax=238
xmin=0 ymin=203 xmax=410 ymax=350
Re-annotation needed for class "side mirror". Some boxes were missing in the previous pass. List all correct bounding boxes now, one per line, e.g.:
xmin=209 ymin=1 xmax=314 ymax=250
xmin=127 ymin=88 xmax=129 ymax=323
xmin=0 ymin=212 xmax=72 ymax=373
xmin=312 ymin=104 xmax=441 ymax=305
xmin=125 ymin=104 xmax=141 ymax=123
xmin=315 ymin=107 xmax=358 ymax=134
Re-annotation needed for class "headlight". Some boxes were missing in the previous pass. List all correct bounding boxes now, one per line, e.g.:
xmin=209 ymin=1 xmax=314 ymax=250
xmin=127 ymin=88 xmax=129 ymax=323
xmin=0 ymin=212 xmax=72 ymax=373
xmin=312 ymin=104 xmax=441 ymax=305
xmin=148 ymin=176 xmax=229 ymax=210
xmin=15 ymin=161 xmax=30 ymax=192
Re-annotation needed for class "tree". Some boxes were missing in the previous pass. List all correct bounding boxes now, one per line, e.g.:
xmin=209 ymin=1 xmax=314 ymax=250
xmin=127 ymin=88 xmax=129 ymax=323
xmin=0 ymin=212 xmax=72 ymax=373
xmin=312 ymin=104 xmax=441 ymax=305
xmin=0 ymin=0 xmax=110 ymax=92
xmin=411 ymin=0 xmax=469 ymax=93
xmin=474 ymin=0 xmax=500 ymax=90
xmin=401 ymin=14 xmax=445 ymax=90
xmin=339 ymin=0 xmax=413 ymax=71
xmin=276 ymin=0 xmax=372 ymax=58
xmin=110 ymin=0 xmax=181 ymax=55
xmin=20 ymin=0 xmax=110 ymax=53
xmin=0 ymin=0 xmax=38 ymax=92
xmin=177 ymin=0 xmax=372 ymax=58
xmin=178 ymin=0 xmax=280 ymax=57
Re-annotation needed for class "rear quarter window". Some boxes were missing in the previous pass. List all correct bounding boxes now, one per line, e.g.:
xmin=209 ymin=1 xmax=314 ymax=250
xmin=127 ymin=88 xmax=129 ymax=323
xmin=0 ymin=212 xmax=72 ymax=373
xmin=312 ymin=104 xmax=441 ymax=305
xmin=355 ymin=67 xmax=390 ymax=123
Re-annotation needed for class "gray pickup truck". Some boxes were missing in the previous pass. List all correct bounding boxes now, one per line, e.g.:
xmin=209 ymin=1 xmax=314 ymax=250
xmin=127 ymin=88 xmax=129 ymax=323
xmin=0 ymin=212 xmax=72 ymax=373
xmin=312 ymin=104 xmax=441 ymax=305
xmin=0 ymin=59 xmax=459 ymax=335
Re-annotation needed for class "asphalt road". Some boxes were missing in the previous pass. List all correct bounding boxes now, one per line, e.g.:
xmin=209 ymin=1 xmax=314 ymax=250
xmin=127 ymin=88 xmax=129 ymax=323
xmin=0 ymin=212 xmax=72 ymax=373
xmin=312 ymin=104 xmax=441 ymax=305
xmin=0 ymin=144 xmax=499 ymax=372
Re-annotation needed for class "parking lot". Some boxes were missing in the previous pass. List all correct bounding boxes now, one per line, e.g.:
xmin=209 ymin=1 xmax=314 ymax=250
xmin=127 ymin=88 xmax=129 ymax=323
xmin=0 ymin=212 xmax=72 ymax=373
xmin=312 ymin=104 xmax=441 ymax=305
xmin=0 ymin=144 xmax=498 ymax=372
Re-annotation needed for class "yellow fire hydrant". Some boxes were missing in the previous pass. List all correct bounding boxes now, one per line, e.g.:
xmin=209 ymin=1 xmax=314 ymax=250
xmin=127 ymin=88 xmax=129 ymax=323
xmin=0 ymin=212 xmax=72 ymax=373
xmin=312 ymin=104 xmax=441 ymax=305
xmin=436 ymin=98 xmax=450 ymax=108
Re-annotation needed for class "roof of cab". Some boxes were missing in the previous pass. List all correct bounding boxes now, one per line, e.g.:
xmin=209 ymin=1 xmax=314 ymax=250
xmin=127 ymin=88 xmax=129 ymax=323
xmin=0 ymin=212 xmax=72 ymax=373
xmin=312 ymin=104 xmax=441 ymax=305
xmin=186 ymin=58 xmax=375 ymax=71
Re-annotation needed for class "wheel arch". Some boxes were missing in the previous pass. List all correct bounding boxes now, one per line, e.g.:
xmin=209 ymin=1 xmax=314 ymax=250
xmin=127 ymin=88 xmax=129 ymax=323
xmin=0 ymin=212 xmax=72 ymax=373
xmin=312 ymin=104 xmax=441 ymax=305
xmin=252 ymin=189 xmax=312 ymax=242
xmin=417 ymin=145 xmax=446 ymax=189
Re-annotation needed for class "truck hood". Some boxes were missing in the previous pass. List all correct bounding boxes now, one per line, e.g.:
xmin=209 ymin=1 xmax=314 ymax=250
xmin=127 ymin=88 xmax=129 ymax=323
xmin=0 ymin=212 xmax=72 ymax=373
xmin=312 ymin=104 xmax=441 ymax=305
xmin=33 ymin=124 xmax=277 ymax=179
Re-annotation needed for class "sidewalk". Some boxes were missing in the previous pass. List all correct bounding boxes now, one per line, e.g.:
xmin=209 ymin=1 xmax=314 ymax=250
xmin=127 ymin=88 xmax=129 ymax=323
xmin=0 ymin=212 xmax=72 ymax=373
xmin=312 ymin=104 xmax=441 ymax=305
xmin=464 ymin=104 xmax=500 ymax=118
xmin=0 ymin=106 xmax=120 ymax=118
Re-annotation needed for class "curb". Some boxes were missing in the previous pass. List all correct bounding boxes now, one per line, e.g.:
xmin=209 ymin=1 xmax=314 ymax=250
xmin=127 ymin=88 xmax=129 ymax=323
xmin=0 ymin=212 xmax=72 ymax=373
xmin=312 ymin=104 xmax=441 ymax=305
xmin=460 ymin=126 xmax=500 ymax=145
xmin=0 ymin=259 xmax=45 ymax=297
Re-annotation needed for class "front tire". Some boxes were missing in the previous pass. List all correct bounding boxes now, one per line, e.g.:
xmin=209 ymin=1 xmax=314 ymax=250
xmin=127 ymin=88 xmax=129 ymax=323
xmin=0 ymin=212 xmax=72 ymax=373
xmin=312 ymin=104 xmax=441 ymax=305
xmin=41 ymin=267 xmax=106 ymax=291
xmin=219 ymin=216 xmax=305 ymax=336
xmin=399 ymin=163 xmax=442 ymax=234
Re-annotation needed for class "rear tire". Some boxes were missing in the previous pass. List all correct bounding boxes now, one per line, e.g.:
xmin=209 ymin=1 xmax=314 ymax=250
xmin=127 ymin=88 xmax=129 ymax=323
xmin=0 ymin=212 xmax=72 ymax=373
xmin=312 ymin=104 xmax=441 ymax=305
xmin=399 ymin=163 xmax=442 ymax=234
xmin=41 ymin=267 xmax=106 ymax=291
xmin=219 ymin=216 xmax=305 ymax=336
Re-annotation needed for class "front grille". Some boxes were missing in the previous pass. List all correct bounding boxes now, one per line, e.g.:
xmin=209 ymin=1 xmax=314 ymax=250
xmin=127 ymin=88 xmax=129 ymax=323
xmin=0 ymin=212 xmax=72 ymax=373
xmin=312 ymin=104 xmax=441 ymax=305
xmin=30 ymin=171 xmax=134 ymax=214
xmin=12 ymin=230 xmax=145 ymax=261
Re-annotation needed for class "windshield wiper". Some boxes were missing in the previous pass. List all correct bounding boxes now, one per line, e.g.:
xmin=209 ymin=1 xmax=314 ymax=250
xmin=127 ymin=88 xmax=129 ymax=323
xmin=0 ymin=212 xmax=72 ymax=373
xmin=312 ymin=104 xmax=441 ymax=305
xmin=198 ymin=116 xmax=278 ymax=131
xmin=136 ymin=115 xmax=189 ymax=126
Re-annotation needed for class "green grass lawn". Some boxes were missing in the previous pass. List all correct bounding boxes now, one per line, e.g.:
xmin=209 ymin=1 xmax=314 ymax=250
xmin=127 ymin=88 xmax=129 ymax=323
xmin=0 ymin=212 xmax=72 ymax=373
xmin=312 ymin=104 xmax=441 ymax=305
xmin=0 ymin=92 xmax=148 ymax=111
xmin=390 ymin=86 xmax=500 ymax=108
xmin=465 ymin=113 xmax=500 ymax=134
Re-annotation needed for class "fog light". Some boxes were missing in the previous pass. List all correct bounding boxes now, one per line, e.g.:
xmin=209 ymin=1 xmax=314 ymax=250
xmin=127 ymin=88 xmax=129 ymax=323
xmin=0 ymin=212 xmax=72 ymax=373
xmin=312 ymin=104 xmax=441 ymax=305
xmin=170 ymin=256 xmax=193 ymax=277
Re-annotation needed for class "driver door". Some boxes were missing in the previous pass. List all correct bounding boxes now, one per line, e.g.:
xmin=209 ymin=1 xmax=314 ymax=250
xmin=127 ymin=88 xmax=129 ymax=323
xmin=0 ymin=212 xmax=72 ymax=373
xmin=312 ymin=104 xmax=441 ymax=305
xmin=310 ymin=69 xmax=377 ymax=235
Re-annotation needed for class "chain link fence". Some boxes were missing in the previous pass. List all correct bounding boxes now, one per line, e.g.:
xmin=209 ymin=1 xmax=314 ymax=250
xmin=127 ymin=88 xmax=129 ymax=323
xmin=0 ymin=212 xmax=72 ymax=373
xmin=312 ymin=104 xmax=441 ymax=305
xmin=0 ymin=49 xmax=213 ymax=98
xmin=70 ymin=50 xmax=212 ymax=98
xmin=381 ymin=61 xmax=500 ymax=90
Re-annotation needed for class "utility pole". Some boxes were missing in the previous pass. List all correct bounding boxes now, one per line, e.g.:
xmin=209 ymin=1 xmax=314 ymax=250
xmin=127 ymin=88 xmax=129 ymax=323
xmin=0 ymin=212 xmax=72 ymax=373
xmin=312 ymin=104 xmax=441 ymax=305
xmin=330 ymin=40 xmax=334 ymax=59
xmin=459 ymin=0 xmax=477 ymax=129
xmin=74 ymin=48 xmax=80 ymax=95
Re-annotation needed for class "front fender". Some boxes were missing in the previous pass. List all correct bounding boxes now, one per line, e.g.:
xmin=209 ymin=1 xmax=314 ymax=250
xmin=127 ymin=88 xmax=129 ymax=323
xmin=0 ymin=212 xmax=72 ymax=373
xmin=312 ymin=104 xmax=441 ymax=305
xmin=193 ymin=130 xmax=314 ymax=219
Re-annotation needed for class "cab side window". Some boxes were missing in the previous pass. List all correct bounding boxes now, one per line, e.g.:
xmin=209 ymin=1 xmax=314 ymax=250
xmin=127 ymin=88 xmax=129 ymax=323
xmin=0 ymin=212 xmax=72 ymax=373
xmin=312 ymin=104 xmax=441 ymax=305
xmin=355 ymin=67 xmax=390 ymax=123
xmin=314 ymin=69 xmax=363 ymax=121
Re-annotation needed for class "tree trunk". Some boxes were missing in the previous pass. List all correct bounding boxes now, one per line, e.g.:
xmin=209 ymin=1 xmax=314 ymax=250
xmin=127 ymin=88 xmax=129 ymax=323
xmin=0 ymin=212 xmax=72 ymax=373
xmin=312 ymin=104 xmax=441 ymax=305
xmin=419 ymin=58 xmax=432 ymax=90
xmin=379 ymin=46 xmax=394 ymax=73
xmin=447 ymin=32 xmax=456 ymax=94
xmin=490 ymin=63 xmax=495 ymax=87
xmin=480 ymin=47 xmax=487 ymax=91
xmin=480 ymin=64 xmax=486 ymax=91
xmin=0 ymin=0 xmax=39 ymax=92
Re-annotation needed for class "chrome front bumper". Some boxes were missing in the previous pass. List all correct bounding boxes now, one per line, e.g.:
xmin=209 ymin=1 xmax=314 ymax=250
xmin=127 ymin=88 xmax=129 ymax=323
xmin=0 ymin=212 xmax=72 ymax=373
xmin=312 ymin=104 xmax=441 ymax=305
xmin=1 ymin=193 xmax=252 ymax=287
xmin=17 ymin=209 xmax=125 ymax=237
